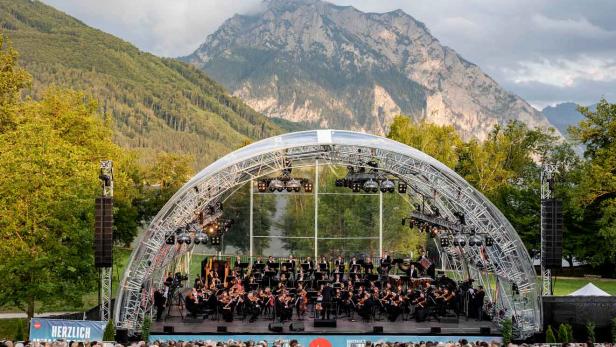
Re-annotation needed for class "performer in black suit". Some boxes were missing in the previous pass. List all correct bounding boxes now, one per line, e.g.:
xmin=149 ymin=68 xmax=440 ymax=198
xmin=380 ymin=251 xmax=392 ymax=275
xmin=334 ymin=255 xmax=345 ymax=272
xmin=407 ymin=263 xmax=419 ymax=278
xmin=321 ymin=283 xmax=334 ymax=319
xmin=267 ymin=256 xmax=277 ymax=268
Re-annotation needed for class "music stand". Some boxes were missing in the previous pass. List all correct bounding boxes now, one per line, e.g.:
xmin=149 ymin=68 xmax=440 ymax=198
xmin=253 ymin=263 xmax=265 ymax=274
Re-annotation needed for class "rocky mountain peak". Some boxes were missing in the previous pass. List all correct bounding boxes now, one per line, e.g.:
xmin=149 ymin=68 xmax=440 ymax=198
xmin=184 ymin=0 xmax=557 ymax=140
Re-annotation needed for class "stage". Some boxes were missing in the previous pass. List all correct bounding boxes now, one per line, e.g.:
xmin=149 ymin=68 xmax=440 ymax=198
xmin=152 ymin=315 xmax=498 ymax=336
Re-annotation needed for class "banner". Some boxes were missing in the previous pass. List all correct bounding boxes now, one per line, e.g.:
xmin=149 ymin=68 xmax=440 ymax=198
xmin=150 ymin=334 xmax=503 ymax=347
xmin=29 ymin=318 xmax=107 ymax=342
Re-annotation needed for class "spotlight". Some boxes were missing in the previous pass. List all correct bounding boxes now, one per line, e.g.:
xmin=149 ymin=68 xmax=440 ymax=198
xmin=335 ymin=179 xmax=344 ymax=187
xmin=165 ymin=234 xmax=175 ymax=245
xmin=470 ymin=235 xmax=483 ymax=247
xmin=269 ymin=179 xmax=284 ymax=192
xmin=363 ymin=179 xmax=378 ymax=193
xmin=468 ymin=236 xmax=476 ymax=247
xmin=303 ymin=181 xmax=313 ymax=193
xmin=210 ymin=236 xmax=221 ymax=246
xmin=194 ymin=233 xmax=208 ymax=245
xmin=257 ymin=181 xmax=267 ymax=193
xmin=286 ymin=179 xmax=302 ymax=192
xmin=380 ymin=179 xmax=395 ymax=193
xmin=177 ymin=232 xmax=191 ymax=245
xmin=398 ymin=182 xmax=407 ymax=194
xmin=352 ymin=182 xmax=361 ymax=193
xmin=453 ymin=235 xmax=466 ymax=247
xmin=440 ymin=237 xmax=450 ymax=247
xmin=485 ymin=237 xmax=494 ymax=247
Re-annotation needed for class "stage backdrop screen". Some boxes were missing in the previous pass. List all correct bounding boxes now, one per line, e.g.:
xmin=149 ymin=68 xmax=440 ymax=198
xmin=29 ymin=318 xmax=107 ymax=342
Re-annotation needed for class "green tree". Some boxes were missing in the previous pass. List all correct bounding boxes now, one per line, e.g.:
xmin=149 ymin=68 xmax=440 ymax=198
xmin=0 ymin=38 xmax=135 ymax=319
xmin=558 ymin=323 xmax=570 ymax=343
xmin=586 ymin=321 xmax=596 ymax=343
xmin=0 ymin=34 xmax=31 ymax=132
xmin=545 ymin=325 xmax=556 ymax=343
xmin=388 ymin=116 xmax=462 ymax=169
xmin=103 ymin=320 xmax=115 ymax=341
xmin=568 ymin=99 xmax=616 ymax=270
xmin=501 ymin=318 xmax=513 ymax=344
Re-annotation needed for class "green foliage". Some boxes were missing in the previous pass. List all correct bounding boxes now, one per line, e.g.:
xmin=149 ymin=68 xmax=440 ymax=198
xmin=545 ymin=325 xmax=556 ymax=343
xmin=141 ymin=316 xmax=151 ymax=342
xmin=103 ymin=320 xmax=115 ymax=341
xmin=0 ymin=0 xmax=280 ymax=169
xmin=558 ymin=323 xmax=573 ymax=343
xmin=586 ymin=321 xmax=596 ymax=343
xmin=388 ymin=116 xmax=462 ymax=169
xmin=0 ymin=319 xmax=27 ymax=340
xmin=567 ymin=99 xmax=616 ymax=268
xmin=501 ymin=318 xmax=513 ymax=344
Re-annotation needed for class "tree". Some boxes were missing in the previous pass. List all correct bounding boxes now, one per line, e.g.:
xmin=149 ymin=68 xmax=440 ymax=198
xmin=568 ymin=99 xmax=616 ymax=270
xmin=0 ymin=34 xmax=31 ymax=132
xmin=103 ymin=320 xmax=115 ymax=341
xmin=0 ymin=37 xmax=135 ymax=319
xmin=388 ymin=116 xmax=462 ymax=169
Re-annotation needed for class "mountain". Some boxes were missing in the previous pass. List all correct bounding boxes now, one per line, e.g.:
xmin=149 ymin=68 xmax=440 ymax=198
xmin=542 ymin=102 xmax=592 ymax=136
xmin=0 ymin=0 xmax=281 ymax=168
xmin=184 ymin=0 xmax=556 ymax=140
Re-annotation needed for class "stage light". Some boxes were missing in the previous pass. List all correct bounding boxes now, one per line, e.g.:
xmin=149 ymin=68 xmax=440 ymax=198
xmin=177 ymin=231 xmax=190 ymax=245
xmin=469 ymin=235 xmax=482 ymax=247
xmin=194 ymin=233 xmax=207 ymax=245
xmin=364 ymin=179 xmax=378 ymax=193
xmin=269 ymin=179 xmax=284 ymax=192
xmin=347 ymin=166 xmax=355 ymax=174
xmin=257 ymin=181 xmax=267 ymax=193
xmin=335 ymin=179 xmax=344 ymax=187
xmin=453 ymin=235 xmax=466 ymax=247
xmin=440 ymin=237 xmax=450 ymax=247
xmin=210 ymin=236 xmax=221 ymax=246
xmin=485 ymin=237 xmax=494 ymax=247
xmin=352 ymin=182 xmax=361 ymax=192
xmin=165 ymin=234 xmax=175 ymax=245
xmin=398 ymin=182 xmax=407 ymax=194
xmin=380 ymin=179 xmax=395 ymax=193
xmin=303 ymin=181 xmax=313 ymax=193
xmin=286 ymin=179 xmax=302 ymax=192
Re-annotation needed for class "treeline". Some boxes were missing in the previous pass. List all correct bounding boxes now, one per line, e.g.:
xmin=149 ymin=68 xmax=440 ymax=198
xmin=0 ymin=0 xmax=280 ymax=168
xmin=388 ymin=112 xmax=616 ymax=275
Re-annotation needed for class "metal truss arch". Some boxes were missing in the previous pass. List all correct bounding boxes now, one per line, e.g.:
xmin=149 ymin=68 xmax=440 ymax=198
xmin=115 ymin=130 xmax=540 ymax=338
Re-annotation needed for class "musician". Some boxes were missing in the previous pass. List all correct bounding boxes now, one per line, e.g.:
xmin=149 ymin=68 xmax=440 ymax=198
xmin=320 ymin=283 xmax=334 ymax=319
xmin=407 ymin=263 xmax=419 ymax=279
xmin=154 ymin=287 xmax=167 ymax=321
xmin=267 ymin=256 xmax=277 ymax=269
xmin=303 ymin=257 xmax=314 ymax=276
xmin=473 ymin=285 xmax=485 ymax=320
xmin=380 ymin=251 xmax=392 ymax=275
xmin=363 ymin=257 xmax=374 ymax=274
xmin=245 ymin=292 xmax=261 ymax=322
xmin=255 ymin=256 xmax=264 ymax=265
xmin=275 ymin=291 xmax=293 ymax=322
xmin=288 ymin=255 xmax=297 ymax=273
xmin=319 ymin=256 xmax=330 ymax=276
xmin=185 ymin=291 xmax=200 ymax=318
xmin=334 ymin=255 xmax=344 ymax=272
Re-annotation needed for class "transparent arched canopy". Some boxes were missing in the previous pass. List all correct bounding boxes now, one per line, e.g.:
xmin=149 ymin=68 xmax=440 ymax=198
xmin=116 ymin=130 xmax=540 ymax=338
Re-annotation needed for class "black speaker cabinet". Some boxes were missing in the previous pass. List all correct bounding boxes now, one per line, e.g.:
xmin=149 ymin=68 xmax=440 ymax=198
xmin=114 ymin=328 xmax=128 ymax=343
xmin=430 ymin=327 xmax=441 ymax=334
xmin=314 ymin=319 xmax=337 ymax=328
xmin=268 ymin=323 xmax=283 ymax=332
xmin=163 ymin=326 xmax=174 ymax=333
xmin=94 ymin=197 xmax=113 ymax=267
xmin=217 ymin=326 xmax=227 ymax=332
xmin=373 ymin=326 xmax=384 ymax=333
xmin=480 ymin=327 xmax=491 ymax=335
xmin=541 ymin=198 xmax=563 ymax=269
xmin=289 ymin=322 xmax=305 ymax=331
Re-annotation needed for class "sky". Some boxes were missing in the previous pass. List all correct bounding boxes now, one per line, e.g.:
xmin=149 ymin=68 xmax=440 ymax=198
xmin=42 ymin=0 xmax=616 ymax=109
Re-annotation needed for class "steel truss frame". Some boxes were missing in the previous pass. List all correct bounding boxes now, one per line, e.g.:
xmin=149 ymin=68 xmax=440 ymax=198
xmin=115 ymin=130 xmax=540 ymax=338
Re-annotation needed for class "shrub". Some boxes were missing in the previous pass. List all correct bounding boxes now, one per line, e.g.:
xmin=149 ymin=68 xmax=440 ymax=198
xmin=15 ymin=320 xmax=24 ymax=341
xmin=612 ymin=317 xmax=616 ymax=343
xmin=103 ymin=320 xmax=115 ymax=341
xmin=141 ymin=316 xmax=152 ymax=342
xmin=546 ymin=325 xmax=556 ymax=343
xmin=586 ymin=321 xmax=596 ymax=343
xmin=501 ymin=318 xmax=513 ymax=345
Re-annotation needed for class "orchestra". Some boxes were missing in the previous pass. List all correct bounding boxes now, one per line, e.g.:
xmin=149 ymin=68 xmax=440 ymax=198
xmin=180 ymin=253 xmax=485 ymax=324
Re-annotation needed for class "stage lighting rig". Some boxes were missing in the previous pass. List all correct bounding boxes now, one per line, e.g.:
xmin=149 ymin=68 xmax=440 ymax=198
xmin=256 ymin=159 xmax=313 ymax=194
xmin=335 ymin=161 xmax=405 ymax=194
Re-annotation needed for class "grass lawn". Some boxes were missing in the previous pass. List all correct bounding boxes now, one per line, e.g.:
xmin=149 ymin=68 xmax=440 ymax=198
xmin=0 ymin=319 xmax=27 ymax=340
xmin=552 ymin=276 xmax=616 ymax=296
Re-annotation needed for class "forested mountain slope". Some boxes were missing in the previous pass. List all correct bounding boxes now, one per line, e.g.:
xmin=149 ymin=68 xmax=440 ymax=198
xmin=0 ymin=0 xmax=280 ymax=167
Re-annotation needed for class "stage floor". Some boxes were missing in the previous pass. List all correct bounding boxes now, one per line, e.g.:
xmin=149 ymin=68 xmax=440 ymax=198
xmin=153 ymin=315 xmax=497 ymax=336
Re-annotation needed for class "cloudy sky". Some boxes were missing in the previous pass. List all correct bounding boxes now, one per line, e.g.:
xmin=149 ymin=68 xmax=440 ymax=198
xmin=42 ymin=0 xmax=616 ymax=109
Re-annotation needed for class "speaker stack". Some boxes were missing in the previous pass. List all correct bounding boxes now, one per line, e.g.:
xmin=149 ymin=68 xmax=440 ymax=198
xmin=94 ymin=197 xmax=113 ymax=268
xmin=541 ymin=198 xmax=563 ymax=269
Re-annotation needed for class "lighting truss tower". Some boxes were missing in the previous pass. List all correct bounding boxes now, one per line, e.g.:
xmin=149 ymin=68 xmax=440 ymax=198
xmin=541 ymin=164 xmax=556 ymax=296
xmin=99 ymin=160 xmax=113 ymax=321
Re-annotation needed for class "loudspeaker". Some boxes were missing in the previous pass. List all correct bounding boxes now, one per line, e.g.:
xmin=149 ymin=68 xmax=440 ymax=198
xmin=314 ymin=319 xmax=337 ymax=328
xmin=373 ymin=326 xmax=383 ymax=333
xmin=94 ymin=197 xmax=113 ymax=267
xmin=268 ymin=323 xmax=283 ymax=333
xmin=217 ymin=326 xmax=227 ymax=332
xmin=163 ymin=326 xmax=174 ymax=333
xmin=115 ymin=329 xmax=128 ymax=343
xmin=430 ymin=327 xmax=441 ymax=334
xmin=289 ymin=322 xmax=305 ymax=332
xmin=541 ymin=198 xmax=563 ymax=269
xmin=480 ymin=327 xmax=491 ymax=335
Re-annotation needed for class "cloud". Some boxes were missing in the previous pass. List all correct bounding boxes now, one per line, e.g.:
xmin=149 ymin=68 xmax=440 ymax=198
xmin=41 ymin=0 xmax=616 ymax=106
xmin=505 ymin=56 xmax=616 ymax=88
